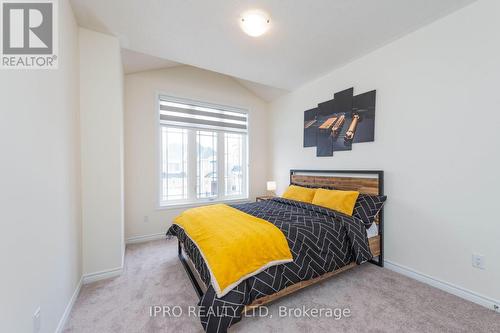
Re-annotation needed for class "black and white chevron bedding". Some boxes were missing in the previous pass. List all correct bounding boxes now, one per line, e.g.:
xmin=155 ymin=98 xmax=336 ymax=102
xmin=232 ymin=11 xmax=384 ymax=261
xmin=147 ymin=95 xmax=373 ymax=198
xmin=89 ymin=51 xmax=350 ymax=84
xmin=166 ymin=197 xmax=373 ymax=333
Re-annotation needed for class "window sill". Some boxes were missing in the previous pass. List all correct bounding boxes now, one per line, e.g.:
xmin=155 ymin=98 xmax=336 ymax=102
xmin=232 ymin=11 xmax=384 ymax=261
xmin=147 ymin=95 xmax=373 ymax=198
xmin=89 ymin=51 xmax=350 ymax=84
xmin=157 ymin=197 xmax=250 ymax=211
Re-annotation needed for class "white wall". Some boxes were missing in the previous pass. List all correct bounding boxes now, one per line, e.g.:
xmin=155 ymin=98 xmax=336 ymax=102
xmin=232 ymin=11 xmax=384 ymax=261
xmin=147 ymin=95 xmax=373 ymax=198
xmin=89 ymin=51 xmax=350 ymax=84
xmin=79 ymin=28 xmax=125 ymax=275
xmin=270 ymin=0 xmax=500 ymax=303
xmin=124 ymin=66 xmax=269 ymax=240
xmin=0 ymin=1 xmax=82 ymax=332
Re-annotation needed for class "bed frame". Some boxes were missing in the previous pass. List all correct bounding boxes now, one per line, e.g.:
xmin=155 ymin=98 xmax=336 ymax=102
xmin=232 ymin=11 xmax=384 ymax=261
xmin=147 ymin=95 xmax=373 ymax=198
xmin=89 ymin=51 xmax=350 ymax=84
xmin=177 ymin=169 xmax=384 ymax=312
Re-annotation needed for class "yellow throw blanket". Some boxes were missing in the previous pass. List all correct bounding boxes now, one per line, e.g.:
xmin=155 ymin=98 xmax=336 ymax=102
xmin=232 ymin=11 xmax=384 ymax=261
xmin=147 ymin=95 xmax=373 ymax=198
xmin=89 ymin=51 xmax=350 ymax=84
xmin=174 ymin=204 xmax=293 ymax=298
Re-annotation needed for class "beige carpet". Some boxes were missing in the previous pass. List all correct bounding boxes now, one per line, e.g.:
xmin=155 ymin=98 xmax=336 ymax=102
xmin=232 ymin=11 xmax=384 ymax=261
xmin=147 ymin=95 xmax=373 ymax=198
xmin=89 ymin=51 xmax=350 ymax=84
xmin=64 ymin=239 xmax=500 ymax=333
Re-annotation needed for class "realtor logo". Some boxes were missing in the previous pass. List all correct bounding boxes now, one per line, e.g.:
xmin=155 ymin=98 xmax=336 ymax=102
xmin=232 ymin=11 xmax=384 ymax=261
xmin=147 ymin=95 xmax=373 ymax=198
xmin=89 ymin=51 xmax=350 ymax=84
xmin=1 ymin=0 xmax=58 ymax=69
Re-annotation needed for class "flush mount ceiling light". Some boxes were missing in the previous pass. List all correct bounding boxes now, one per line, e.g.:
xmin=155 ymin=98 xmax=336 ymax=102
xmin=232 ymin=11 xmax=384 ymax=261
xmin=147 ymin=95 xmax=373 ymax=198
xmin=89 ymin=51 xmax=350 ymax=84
xmin=240 ymin=10 xmax=270 ymax=37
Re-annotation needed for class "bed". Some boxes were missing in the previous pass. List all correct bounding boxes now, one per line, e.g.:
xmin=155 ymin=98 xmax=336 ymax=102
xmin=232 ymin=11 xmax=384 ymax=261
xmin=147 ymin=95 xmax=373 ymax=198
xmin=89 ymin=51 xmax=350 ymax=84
xmin=166 ymin=169 xmax=385 ymax=332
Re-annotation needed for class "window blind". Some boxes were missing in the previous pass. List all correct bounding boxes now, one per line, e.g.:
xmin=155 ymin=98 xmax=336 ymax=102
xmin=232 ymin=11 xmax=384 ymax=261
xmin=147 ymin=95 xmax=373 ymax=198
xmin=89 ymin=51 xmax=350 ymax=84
xmin=159 ymin=96 xmax=248 ymax=133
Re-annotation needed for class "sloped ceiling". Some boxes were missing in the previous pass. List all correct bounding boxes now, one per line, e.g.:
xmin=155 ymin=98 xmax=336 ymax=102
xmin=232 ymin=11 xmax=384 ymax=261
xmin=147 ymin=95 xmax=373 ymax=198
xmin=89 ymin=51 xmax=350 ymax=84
xmin=233 ymin=78 xmax=288 ymax=103
xmin=121 ymin=49 xmax=288 ymax=102
xmin=121 ymin=49 xmax=179 ymax=74
xmin=73 ymin=0 xmax=475 ymax=99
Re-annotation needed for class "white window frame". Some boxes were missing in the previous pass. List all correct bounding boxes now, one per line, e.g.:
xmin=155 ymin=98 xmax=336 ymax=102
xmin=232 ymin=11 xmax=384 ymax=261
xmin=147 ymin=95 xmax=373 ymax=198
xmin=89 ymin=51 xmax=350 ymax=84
xmin=157 ymin=94 xmax=249 ymax=209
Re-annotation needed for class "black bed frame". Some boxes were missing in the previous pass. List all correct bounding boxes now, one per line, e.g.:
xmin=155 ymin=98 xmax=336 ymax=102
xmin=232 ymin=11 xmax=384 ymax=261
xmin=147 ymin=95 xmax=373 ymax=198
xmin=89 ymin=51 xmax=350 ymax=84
xmin=178 ymin=169 xmax=385 ymax=300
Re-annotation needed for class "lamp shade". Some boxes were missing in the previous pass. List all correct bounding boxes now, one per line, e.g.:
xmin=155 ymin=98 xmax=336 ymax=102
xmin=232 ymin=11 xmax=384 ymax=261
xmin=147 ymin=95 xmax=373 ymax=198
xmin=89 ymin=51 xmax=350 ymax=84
xmin=266 ymin=181 xmax=277 ymax=191
xmin=240 ymin=10 xmax=271 ymax=37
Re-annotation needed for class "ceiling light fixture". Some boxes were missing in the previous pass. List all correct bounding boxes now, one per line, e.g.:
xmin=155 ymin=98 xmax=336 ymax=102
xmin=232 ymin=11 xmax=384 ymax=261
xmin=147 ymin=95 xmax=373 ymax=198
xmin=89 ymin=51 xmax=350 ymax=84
xmin=240 ymin=10 xmax=270 ymax=37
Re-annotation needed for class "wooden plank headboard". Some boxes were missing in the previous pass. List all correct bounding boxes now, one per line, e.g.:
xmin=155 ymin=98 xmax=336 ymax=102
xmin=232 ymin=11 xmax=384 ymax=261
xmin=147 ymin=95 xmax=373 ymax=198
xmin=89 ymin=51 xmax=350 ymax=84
xmin=289 ymin=169 xmax=384 ymax=266
xmin=290 ymin=169 xmax=383 ymax=196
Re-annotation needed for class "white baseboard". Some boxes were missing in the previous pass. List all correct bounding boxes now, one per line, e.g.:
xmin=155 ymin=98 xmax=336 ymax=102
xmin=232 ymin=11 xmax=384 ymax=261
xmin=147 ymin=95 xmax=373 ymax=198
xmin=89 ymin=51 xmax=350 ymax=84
xmin=384 ymin=260 xmax=500 ymax=312
xmin=56 ymin=266 xmax=124 ymax=331
xmin=125 ymin=232 xmax=166 ymax=244
xmin=55 ymin=276 xmax=82 ymax=333
xmin=82 ymin=266 xmax=123 ymax=284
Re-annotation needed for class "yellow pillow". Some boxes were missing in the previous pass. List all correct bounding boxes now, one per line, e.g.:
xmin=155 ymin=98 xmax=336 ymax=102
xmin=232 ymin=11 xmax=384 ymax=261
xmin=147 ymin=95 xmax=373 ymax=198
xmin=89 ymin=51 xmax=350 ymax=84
xmin=312 ymin=189 xmax=360 ymax=216
xmin=282 ymin=185 xmax=316 ymax=203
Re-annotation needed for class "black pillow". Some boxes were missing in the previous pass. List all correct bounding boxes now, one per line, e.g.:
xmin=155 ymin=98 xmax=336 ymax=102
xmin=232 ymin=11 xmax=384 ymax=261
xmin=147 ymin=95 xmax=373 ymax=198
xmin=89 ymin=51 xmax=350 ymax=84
xmin=353 ymin=194 xmax=387 ymax=229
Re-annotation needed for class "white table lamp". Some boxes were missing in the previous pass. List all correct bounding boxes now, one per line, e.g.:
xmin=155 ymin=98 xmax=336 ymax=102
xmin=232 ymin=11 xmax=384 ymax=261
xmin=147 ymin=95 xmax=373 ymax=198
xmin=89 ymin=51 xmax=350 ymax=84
xmin=266 ymin=181 xmax=277 ymax=196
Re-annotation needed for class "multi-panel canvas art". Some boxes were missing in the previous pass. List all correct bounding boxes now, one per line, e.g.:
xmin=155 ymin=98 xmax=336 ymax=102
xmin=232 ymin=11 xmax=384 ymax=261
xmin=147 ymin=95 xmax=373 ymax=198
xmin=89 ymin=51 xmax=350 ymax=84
xmin=303 ymin=88 xmax=376 ymax=156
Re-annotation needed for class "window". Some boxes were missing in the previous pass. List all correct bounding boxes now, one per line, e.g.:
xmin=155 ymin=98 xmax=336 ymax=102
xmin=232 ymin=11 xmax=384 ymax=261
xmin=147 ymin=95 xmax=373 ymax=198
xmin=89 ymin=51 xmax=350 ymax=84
xmin=197 ymin=131 xmax=217 ymax=199
xmin=159 ymin=95 xmax=248 ymax=206
xmin=161 ymin=127 xmax=188 ymax=202
xmin=225 ymin=133 xmax=244 ymax=196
